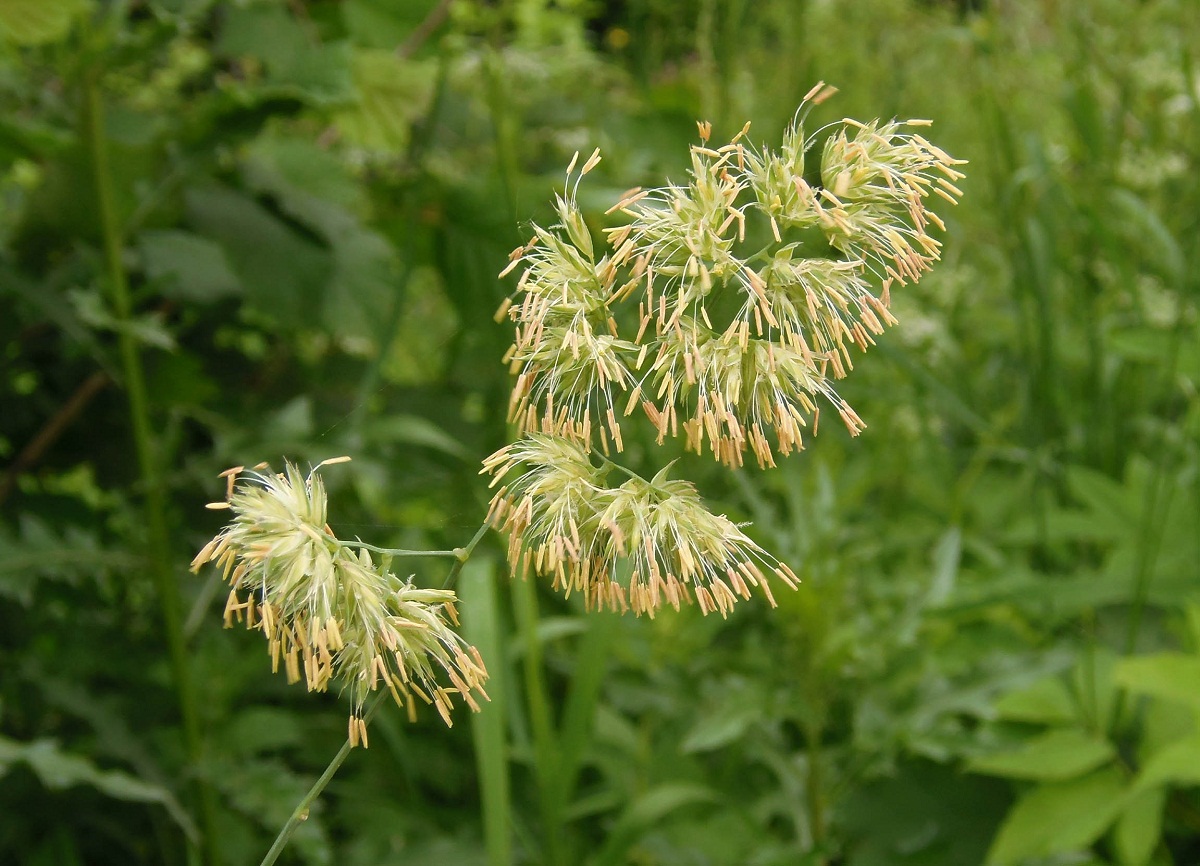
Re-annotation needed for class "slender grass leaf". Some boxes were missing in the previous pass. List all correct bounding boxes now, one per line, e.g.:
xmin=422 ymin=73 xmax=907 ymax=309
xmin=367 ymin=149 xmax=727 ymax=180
xmin=461 ymin=559 xmax=513 ymax=866
xmin=557 ymin=609 xmax=618 ymax=807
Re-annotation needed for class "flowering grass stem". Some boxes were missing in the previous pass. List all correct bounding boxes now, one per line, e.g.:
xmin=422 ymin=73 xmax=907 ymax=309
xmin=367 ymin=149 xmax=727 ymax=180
xmin=258 ymin=693 xmax=388 ymax=866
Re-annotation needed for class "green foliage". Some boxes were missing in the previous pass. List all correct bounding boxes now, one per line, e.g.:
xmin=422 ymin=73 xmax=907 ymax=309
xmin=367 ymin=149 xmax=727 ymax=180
xmin=2 ymin=0 xmax=1199 ymax=864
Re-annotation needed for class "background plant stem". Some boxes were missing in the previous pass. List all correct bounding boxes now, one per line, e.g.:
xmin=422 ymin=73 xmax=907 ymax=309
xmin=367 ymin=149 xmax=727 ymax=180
xmin=84 ymin=72 xmax=217 ymax=865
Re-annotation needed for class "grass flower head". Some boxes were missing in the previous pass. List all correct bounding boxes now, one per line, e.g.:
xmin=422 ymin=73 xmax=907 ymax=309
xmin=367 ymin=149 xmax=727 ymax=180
xmin=192 ymin=459 xmax=488 ymax=745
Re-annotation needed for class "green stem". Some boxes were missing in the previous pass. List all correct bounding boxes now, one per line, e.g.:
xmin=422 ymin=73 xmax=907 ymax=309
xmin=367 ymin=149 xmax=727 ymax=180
xmin=337 ymin=539 xmax=460 ymax=559
xmin=443 ymin=520 xmax=494 ymax=590
xmin=595 ymin=453 xmax=650 ymax=485
xmin=803 ymin=718 xmax=826 ymax=860
xmin=261 ymin=523 xmax=492 ymax=866
xmin=259 ymin=694 xmax=387 ymax=866
xmin=84 ymin=73 xmax=217 ymax=864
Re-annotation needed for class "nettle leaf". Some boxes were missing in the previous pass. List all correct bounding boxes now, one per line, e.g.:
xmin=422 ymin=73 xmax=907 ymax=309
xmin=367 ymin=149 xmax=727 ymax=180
xmin=68 ymin=288 xmax=177 ymax=350
xmin=217 ymin=5 xmax=352 ymax=106
xmin=986 ymin=767 xmax=1128 ymax=865
xmin=0 ymin=0 xmax=85 ymax=46
xmin=240 ymin=134 xmax=401 ymax=340
xmin=1115 ymin=653 xmax=1200 ymax=712
xmin=0 ymin=516 xmax=140 ymax=605
xmin=185 ymin=185 xmax=333 ymax=327
xmin=1114 ymin=785 xmax=1165 ymax=866
xmin=968 ymin=727 xmax=1115 ymax=781
xmin=342 ymin=0 xmax=434 ymax=49
xmin=138 ymin=230 xmax=241 ymax=303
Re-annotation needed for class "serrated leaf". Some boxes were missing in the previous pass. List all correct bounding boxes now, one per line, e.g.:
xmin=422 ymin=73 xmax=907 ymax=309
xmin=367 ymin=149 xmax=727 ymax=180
xmin=986 ymin=767 xmax=1128 ymax=865
xmin=0 ymin=0 xmax=85 ymax=45
xmin=138 ymin=230 xmax=241 ymax=302
xmin=185 ymin=185 xmax=333 ymax=326
xmin=0 ymin=736 xmax=196 ymax=839
xmin=1114 ymin=785 xmax=1165 ymax=865
xmin=968 ymin=728 xmax=1115 ymax=781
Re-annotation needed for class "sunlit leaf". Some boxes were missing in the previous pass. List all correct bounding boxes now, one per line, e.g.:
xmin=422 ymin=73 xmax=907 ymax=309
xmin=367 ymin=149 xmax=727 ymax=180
xmin=1113 ymin=785 xmax=1165 ymax=866
xmin=986 ymin=767 xmax=1128 ymax=865
xmin=1115 ymin=653 xmax=1200 ymax=711
xmin=0 ymin=0 xmax=85 ymax=45
xmin=967 ymin=728 xmax=1114 ymax=781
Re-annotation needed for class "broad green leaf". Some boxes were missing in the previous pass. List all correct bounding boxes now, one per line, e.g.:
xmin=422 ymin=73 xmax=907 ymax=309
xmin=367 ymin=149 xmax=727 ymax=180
xmin=222 ymin=708 xmax=303 ymax=756
xmin=0 ymin=0 xmax=84 ymax=45
xmin=1115 ymin=653 xmax=1200 ymax=711
xmin=842 ymin=761 xmax=1009 ymax=866
xmin=138 ymin=230 xmax=241 ymax=302
xmin=69 ymin=288 xmax=177 ymax=350
xmin=335 ymin=50 xmax=437 ymax=153
xmin=681 ymin=703 xmax=760 ymax=754
xmin=342 ymin=0 xmax=436 ymax=49
xmin=590 ymin=783 xmax=716 ymax=866
xmin=986 ymin=767 xmax=1128 ymax=865
xmin=185 ymin=185 xmax=333 ymax=327
xmin=1113 ymin=785 xmax=1165 ymax=865
xmin=968 ymin=728 xmax=1115 ymax=781
xmin=1134 ymin=734 xmax=1200 ymax=791
xmin=243 ymin=134 xmax=362 ymax=219
xmin=1065 ymin=465 xmax=1134 ymax=528
xmin=993 ymin=676 xmax=1076 ymax=725
xmin=1108 ymin=188 xmax=1184 ymax=287
xmin=218 ymin=5 xmax=353 ymax=105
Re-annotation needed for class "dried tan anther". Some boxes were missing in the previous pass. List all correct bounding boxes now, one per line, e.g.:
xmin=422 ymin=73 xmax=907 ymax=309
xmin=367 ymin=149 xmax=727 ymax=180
xmin=483 ymin=436 xmax=799 ymax=617
xmin=192 ymin=460 xmax=488 ymax=743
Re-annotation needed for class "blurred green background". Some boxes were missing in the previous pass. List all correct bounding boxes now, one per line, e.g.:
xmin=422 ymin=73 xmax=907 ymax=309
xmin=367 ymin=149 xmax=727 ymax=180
xmin=2 ymin=0 xmax=1199 ymax=864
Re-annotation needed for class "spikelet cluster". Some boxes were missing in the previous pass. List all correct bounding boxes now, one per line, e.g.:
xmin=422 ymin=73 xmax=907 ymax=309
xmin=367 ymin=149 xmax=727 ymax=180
xmin=496 ymin=82 xmax=965 ymax=469
xmin=191 ymin=459 xmax=488 ymax=745
xmin=483 ymin=435 xmax=798 ymax=617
